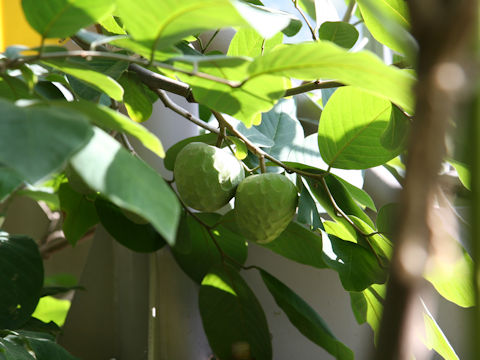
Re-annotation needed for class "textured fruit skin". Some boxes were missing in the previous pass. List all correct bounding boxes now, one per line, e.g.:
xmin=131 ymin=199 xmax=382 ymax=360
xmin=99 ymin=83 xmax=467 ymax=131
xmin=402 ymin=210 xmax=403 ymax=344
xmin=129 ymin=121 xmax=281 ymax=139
xmin=174 ymin=142 xmax=245 ymax=211
xmin=235 ymin=174 xmax=298 ymax=244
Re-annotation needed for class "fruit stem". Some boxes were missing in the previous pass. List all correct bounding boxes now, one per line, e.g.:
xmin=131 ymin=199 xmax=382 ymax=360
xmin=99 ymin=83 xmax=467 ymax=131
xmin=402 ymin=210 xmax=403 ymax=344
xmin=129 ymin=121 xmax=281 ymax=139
xmin=259 ymin=155 xmax=267 ymax=173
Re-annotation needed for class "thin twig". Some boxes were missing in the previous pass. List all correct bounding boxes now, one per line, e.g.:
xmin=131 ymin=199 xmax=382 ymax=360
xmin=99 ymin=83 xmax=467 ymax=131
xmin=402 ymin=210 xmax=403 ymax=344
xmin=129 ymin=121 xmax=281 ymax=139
xmin=202 ymin=29 xmax=221 ymax=54
xmin=292 ymin=0 xmax=318 ymax=41
xmin=153 ymin=89 xmax=220 ymax=134
xmin=284 ymin=81 xmax=343 ymax=97
xmin=120 ymin=133 xmax=138 ymax=156
xmin=259 ymin=155 xmax=267 ymax=173
xmin=40 ymin=227 xmax=96 ymax=259
xmin=342 ymin=0 xmax=357 ymax=23
xmin=5 ymin=50 xmax=242 ymax=88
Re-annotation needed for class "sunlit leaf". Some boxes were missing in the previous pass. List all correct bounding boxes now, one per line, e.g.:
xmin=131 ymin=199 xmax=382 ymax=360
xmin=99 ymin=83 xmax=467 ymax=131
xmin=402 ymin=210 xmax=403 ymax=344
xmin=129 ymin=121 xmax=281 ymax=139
xmin=32 ymin=296 xmax=70 ymax=327
xmin=118 ymin=71 xmax=156 ymax=123
xmin=318 ymin=21 xmax=359 ymax=49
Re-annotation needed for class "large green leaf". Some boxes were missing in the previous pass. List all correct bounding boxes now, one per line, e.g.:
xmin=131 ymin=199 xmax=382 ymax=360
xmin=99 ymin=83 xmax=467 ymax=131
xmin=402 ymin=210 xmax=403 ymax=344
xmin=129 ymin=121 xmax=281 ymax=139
xmin=52 ymin=100 xmax=165 ymax=158
xmin=421 ymin=301 xmax=459 ymax=360
xmin=248 ymin=41 xmax=415 ymax=113
xmin=228 ymin=28 xmax=284 ymax=58
xmin=0 ymin=75 xmax=38 ymax=101
xmin=255 ymin=98 xmax=304 ymax=162
xmin=199 ymin=264 xmax=272 ymax=360
xmin=260 ymin=269 xmax=353 ymax=360
xmin=349 ymin=284 xmax=385 ymax=336
xmin=0 ymin=100 xmax=92 ymax=183
xmin=95 ymin=197 xmax=166 ymax=253
xmin=118 ymin=72 xmax=156 ymax=123
xmin=0 ymin=166 xmax=23 ymax=202
xmin=0 ymin=331 xmax=78 ymax=360
xmin=22 ymin=0 xmax=115 ymax=39
xmin=179 ymin=59 xmax=286 ymax=127
xmin=69 ymin=127 xmax=180 ymax=244
xmin=172 ymin=213 xmax=248 ymax=283
xmin=0 ymin=233 xmax=43 ymax=329
xmin=41 ymin=59 xmax=123 ymax=101
xmin=318 ymin=87 xmax=403 ymax=169
xmin=58 ymin=183 xmax=98 ymax=246
xmin=318 ymin=21 xmax=359 ymax=49
xmin=116 ymin=0 xmax=290 ymax=50
xmin=322 ymin=234 xmax=387 ymax=291
xmin=262 ymin=221 xmax=327 ymax=269
xmin=357 ymin=0 xmax=415 ymax=55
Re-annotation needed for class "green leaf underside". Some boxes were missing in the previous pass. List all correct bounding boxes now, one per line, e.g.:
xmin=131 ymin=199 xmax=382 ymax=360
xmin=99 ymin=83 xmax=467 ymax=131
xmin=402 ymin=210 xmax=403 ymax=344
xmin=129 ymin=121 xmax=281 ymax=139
xmin=41 ymin=59 xmax=123 ymax=101
xmin=22 ymin=0 xmax=115 ymax=38
xmin=69 ymin=127 xmax=180 ymax=244
xmin=52 ymin=100 xmax=165 ymax=157
xmin=172 ymin=213 xmax=247 ymax=283
xmin=0 ymin=233 xmax=44 ymax=329
xmin=318 ymin=21 xmax=359 ymax=49
xmin=248 ymin=41 xmax=415 ymax=113
xmin=58 ymin=183 xmax=98 ymax=246
xmin=199 ymin=264 xmax=272 ymax=360
xmin=0 ymin=99 xmax=93 ymax=183
xmin=260 ymin=269 xmax=354 ymax=360
xmin=118 ymin=71 xmax=156 ymax=123
xmin=297 ymin=180 xmax=323 ymax=230
xmin=0 ymin=75 xmax=39 ymax=101
xmin=95 ymin=197 xmax=166 ymax=253
xmin=318 ymin=87 xmax=403 ymax=170
xmin=0 ymin=166 xmax=23 ymax=202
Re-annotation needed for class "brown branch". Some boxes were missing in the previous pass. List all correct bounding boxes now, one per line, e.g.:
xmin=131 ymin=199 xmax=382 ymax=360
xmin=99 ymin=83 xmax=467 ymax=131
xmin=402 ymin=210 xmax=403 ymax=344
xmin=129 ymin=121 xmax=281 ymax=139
xmin=40 ymin=227 xmax=96 ymax=259
xmin=374 ymin=1 xmax=477 ymax=359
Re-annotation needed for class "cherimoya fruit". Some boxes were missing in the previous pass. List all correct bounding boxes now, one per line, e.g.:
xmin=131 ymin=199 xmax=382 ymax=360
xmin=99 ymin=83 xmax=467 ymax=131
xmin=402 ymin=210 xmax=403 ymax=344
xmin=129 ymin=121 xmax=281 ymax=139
xmin=174 ymin=142 xmax=245 ymax=212
xmin=235 ymin=173 xmax=298 ymax=244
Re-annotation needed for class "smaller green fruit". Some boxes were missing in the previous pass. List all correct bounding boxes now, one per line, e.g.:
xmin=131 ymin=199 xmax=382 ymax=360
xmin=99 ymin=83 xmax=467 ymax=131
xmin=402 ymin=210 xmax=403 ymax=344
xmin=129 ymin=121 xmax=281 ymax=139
xmin=234 ymin=173 xmax=298 ymax=244
xmin=174 ymin=142 xmax=245 ymax=212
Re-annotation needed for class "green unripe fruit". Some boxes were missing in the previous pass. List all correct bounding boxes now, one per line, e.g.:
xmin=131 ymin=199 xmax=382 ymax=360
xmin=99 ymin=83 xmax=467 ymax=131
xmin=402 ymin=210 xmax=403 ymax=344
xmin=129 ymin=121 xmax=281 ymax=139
xmin=174 ymin=142 xmax=245 ymax=212
xmin=234 ymin=173 xmax=298 ymax=244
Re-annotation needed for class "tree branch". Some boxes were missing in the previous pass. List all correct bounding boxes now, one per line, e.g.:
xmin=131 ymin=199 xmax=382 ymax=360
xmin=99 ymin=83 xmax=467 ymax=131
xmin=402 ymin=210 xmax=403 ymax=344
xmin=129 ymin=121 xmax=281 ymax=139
xmin=374 ymin=1 xmax=477 ymax=359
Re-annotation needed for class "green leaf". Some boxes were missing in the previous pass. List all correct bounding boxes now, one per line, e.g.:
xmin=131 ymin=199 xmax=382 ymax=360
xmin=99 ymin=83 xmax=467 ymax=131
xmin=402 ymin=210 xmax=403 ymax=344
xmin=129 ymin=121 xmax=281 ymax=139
xmin=0 ymin=75 xmax=39 ymax=101
xmin=199 ymin=264 xmax=272 ymax=360
xmin=0 ymin=166 xmax=23 ymax=202
xmin=69 ymin=127 xmax=180 ymax=245
xmin=172 ymin=213 xmax=247 ymax=283
xmin=58 ymin=183 xmax=98 ymax=246
xmin=248 ymin=41 xmax=415 ymax=113
xmin=424 ymin=244 xmax=475 ymax=308
xmin=0 ymin=100 xmax=93 ymax=183
xmin=262 ymin=221 xmax=327 ymax=269
xmin=421 ymin=301 xmax=459 ymax=360
xmin=116 ymin=0 xmax=290 ymax=50
xmin=22 ymin=0 xmax=115 ymax=38
xmin=31 ymin=296 xmax=70 ymax=327
xmin=448 ymin=159 xmax=470 ymax=190
xmin=164 ymin=133 xmax=218 ymax=171
xmin=118 ymin=72 xmax=156 ymax=123
xmin=255 ymin=98 xmax=304 ymax=161
xmin=52 ymin=100 xmax=165 ymax=158
xmin=322 ymin=234 xmax=387 ymax=291
xmin=228 ymin=28 xmax=284 ymax=58
xmin=350 ymin=216 xmax=393 ymax=260
xmin=349 ymin=284 xmax=385 ymax=336
xmin=94 ymin=197 xmax=166 ymax=253
xmin=2 ymin=331 xmax=79 ymax=360
xmin=306 ymin=174 xmax=374 ymax=232
xmin=0 ymin=233 xmax=44 ymax=329
xmin=376 ymin=203 xmax=399 ymax=238
xmin=260 ymin=269 xmax=354 ymax=360
xmin=41 ymin=59 xmax=124 ymax=101
xmin=356 ymin=0 xmax=415 ymax=56
xmin=228 ymin=137 xmax=248 ymax=160
xmin=180 ymin=60 xmax=286 ymax=127
xmin=318 ymin=87 xmax=403 ymax=169
xmin=380 ymin=105 xmax=410 ymax=151
xmin=318 ymin=21 xmax=359 ymax=49
xmin=297 ymin=179 xmax=323 ymax=230
xmin=334 ymin=175 xmax=376 ymax=212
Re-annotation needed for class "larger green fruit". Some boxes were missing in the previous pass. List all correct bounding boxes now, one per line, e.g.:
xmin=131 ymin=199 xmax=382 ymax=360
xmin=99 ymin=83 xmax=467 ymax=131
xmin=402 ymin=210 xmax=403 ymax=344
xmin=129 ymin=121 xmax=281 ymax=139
xmin=174 ymin=142 xmax=245 ymax=212
xmin=234 ymin=173 xmax=298 ymax=244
